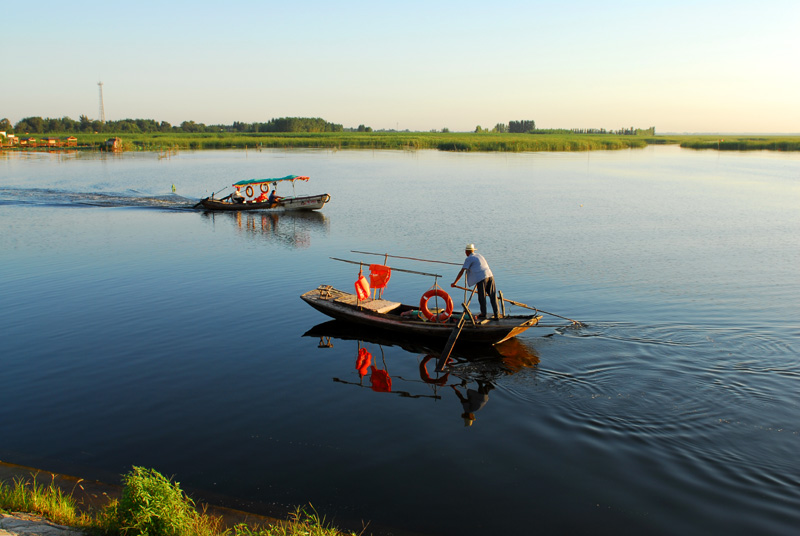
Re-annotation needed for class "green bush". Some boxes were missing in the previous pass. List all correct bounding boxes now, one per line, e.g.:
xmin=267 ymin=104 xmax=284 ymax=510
xmin=105 ymin=466 xmax=201 ymax=536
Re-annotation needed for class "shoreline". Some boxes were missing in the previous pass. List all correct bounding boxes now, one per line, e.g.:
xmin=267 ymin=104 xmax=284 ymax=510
xmin=0 ymin=461 xmax=422 ymax=536
xmin=2 ymin=132 xmax=799 ymax=153
xmin=0 ymin=460 xmax=286 ymax=533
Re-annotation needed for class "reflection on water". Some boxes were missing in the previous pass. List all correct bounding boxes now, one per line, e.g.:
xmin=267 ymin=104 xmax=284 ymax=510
xmin=304 ymin=320 xmax=539 ymax=427
xmin=200 ymin=210 xmax=329 ymax=248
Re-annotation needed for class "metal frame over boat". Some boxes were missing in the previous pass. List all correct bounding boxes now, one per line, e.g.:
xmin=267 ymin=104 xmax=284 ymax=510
xmin=196 ymin=175 xmax=330 ymax=211
xmin=301 ymin=285 xmax=542 ymax=345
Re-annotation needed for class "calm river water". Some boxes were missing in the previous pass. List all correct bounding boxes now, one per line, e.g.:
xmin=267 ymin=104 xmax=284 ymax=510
xmin=1 ymin=146 xmax=798 ymax=535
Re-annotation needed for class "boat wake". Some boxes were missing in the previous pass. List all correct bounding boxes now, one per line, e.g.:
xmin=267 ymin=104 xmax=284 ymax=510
xmin=0 ymin=187 xmax=197 ymax=210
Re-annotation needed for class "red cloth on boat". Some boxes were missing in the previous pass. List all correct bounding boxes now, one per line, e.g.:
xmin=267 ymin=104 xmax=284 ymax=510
xmin=370 ymin=367 xmax=392 ymax=392
xmin=355 ymin=275 xmax=370 ymax=301
xmin=356 ymin=348 xmax=372 ymax=377
xmin=369 ymin=264 xmax=392 ymax=289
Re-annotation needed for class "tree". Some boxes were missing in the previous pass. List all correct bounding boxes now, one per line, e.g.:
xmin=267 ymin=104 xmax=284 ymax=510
xmin=508 ymin=120 xmax=535 ymax=133
xmin=15 ymin=116 xmax=44 ymax=133
xmin=0 ymin=118 xmax=12 ymax=132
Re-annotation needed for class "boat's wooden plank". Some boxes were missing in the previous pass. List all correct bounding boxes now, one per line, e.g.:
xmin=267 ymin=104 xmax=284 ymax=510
xmin=333 ymin=294 xmax=401 ymax=314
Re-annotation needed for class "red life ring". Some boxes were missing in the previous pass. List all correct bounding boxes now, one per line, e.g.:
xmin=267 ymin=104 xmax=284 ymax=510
xmin=245 ymin=185 xmax=254 ymax=197
xmin=419 ymin=355 xmax=449 ymax=385
xmin=420 ymin=288 xmax=453 ymax=322
xmin=260 ymin=183 xmax=269 ymax=193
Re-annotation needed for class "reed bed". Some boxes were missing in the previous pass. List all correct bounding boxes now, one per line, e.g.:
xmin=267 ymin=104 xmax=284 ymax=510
xmin=676 ymin=136 xmax=800 ymax=151
xmin=58 ymin=132 xmax=652 ymax=152
xmin=12 ymin=132 xmax=799 ymax=153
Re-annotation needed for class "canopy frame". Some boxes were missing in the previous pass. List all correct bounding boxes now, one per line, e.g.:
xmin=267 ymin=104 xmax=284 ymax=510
xmin=232 ymin=175 xmax=309 ymax=188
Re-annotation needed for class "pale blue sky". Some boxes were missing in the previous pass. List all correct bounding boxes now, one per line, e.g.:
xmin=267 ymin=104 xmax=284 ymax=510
xmin=5 ymin=0 xmax=798 ymax=132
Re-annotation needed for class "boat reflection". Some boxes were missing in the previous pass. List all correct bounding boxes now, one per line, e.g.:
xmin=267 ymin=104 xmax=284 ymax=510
xmin=200 ymin=209 xmax=329 ymax=248
xmin=303 ymin=320 xmax=540 ymax=426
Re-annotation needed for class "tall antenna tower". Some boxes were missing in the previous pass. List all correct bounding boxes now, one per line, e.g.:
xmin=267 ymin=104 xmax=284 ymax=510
xmin=98 ymin=82 xmax=106 ymax=123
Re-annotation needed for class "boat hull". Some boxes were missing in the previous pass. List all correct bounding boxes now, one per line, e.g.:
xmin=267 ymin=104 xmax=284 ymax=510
xmin=200 ymin=193 xmax=330 ymax=211
xmin=301 ymin=286 xmax=541 ymax=344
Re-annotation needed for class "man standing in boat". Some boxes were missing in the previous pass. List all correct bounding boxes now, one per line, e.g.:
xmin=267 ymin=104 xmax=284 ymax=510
xmin=451 ymin=243 xmax=499 ymax=320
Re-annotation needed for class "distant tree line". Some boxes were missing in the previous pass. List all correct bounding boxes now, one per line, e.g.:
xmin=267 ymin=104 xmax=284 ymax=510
xmin=475 ymin=120 xmax=655 ymax=136
xmin=3 ymin=116 xmax=344 ymax=134
xmin=230 ymin=117 xmax=343 ymax=133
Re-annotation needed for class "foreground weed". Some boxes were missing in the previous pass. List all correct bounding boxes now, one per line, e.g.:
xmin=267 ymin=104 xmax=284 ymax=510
xmin=3 ymin=468 xmax=353 ymax=536
xmin=230 ymin=505 xmax=357 ymax=536
xmin=0 ymin=474 xmax=88 ymax=528
xmin=102 ymin=466 xmax=214 ymax=536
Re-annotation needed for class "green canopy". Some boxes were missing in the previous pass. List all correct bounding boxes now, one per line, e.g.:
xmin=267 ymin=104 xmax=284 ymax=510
xmin=233 ymin=175 xmax=309 ymax=187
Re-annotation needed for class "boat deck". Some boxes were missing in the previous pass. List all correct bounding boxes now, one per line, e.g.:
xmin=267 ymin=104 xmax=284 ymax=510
xmin=316 ymin=285 xmax=402 ymax=314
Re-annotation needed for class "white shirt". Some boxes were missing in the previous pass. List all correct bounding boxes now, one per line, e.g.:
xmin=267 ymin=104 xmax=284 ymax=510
xmin=462 ymin=253 xmax=493 ymax=287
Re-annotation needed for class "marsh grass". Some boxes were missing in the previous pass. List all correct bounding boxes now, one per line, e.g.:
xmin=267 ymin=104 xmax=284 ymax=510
xmin=0 ymin=474 xmax=90 ymax=529
xmin=1 ymin=467 xmax=351 ymax=536
xmin=36 ymin=131 xmax=652 ymax=152
xmin=677 ymin=136 xmax=800 ymax=151
xmin=15 ymin=132 xmax=797 ymax=153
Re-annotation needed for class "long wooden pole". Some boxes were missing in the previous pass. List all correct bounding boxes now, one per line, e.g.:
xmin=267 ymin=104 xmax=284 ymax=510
xmin=451 ymin=284 xmax=584 ymax=326
xmin=330 ymin=257 xmax=442 ymax=278
xmin=351 ymin=250 xmax=461 ymax=266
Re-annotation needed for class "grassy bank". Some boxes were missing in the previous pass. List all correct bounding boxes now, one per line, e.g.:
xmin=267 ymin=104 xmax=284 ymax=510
xmin=16 ymin=131 xmax=651 ymax=152
xmin=672 ymin=135 xmax=800 ymax=151
xmin=7 ymin=132 xmax=799 ymax=153
xmin=0 ymin=466 xmax=352 ymax=536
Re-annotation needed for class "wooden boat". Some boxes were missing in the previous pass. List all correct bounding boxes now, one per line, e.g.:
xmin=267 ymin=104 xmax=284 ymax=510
xmin=196 ymin=175 xmax=330 ymax=211
xmin=301 ymin=285 xmax=542 ymax=345
xmin=200 ymin=193 xmax=330 ymax=211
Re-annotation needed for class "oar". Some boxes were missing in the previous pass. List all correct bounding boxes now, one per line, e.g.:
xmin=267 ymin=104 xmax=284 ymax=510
xmin=437 ymin=285 xmax=478 ymax=372
xmin=451 ymin=284 xmax=584 ymax=327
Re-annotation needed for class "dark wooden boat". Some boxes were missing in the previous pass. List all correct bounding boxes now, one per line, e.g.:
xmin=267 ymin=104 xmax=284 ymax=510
xmin=301 ymin=286 xmax=542 ymax=344
xmin=199 ymin=193 xmax=330 ymax=211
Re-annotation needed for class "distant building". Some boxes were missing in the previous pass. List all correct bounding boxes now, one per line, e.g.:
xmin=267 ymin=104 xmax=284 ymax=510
xmin=65 ymin=136 xmax=78 ymax=147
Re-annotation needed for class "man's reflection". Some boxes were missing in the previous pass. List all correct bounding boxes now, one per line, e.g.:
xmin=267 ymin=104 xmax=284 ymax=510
xmin=451 ymin=380 xmax=495 ymax=427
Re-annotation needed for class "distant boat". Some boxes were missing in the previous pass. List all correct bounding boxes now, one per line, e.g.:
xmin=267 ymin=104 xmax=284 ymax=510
xmin=196 ymin=175 xmax=330 ymax=211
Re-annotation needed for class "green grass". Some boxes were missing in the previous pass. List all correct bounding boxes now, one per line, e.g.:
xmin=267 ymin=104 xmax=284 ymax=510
xmin=675 ymin=135 xmax=800 ymax=151
xmin=1 ymin=466 xmax=354 ymax=536
xmin=0 ymin=474 xmax=89 ymax=529
xmin=7 ymin=131 xmax=799 ymax=152
xmin=8 ymin=131 xmax=651 ymax=152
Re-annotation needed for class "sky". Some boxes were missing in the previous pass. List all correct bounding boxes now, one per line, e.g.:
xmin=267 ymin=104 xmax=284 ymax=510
xmin=4 ymin=0 xmax=799 ymax=133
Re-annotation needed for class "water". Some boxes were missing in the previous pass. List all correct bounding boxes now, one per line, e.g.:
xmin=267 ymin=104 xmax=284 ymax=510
xmin=1 ymin=146 xmax=798 ymax=535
